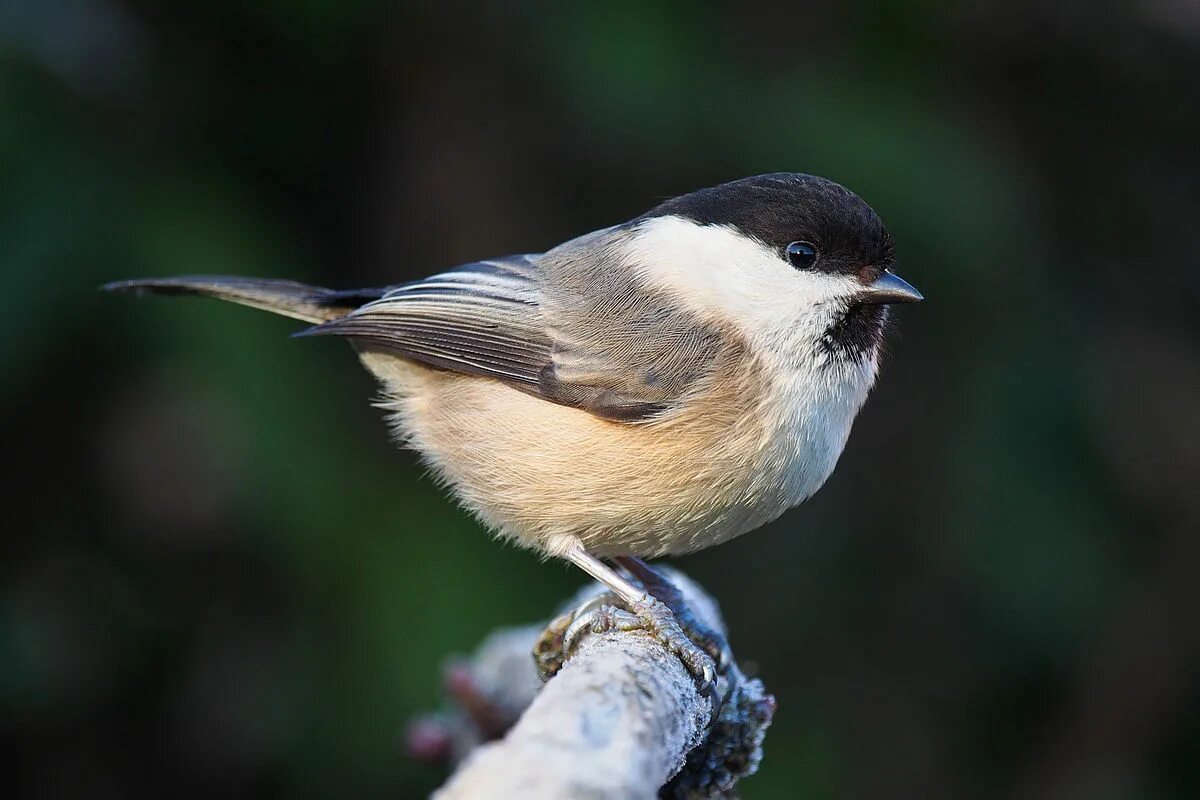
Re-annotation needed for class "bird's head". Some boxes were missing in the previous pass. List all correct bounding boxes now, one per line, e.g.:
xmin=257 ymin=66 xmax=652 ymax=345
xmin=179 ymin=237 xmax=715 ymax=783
xmin=630 ymin=173 xmax=921 ymax=365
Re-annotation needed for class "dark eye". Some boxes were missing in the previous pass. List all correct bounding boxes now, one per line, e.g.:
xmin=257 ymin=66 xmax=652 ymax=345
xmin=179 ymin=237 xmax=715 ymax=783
xmin=786 ymin=241 xmax=818 ymax=269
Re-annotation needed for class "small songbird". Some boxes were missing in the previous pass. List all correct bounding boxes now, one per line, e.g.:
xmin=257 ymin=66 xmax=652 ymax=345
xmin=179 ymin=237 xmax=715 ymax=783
xmin=106 ymin=173 xmax=921 ymax=689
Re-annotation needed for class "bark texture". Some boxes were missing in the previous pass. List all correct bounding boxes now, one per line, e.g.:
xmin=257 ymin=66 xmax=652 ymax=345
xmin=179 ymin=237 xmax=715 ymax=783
xmin=427 ymin=572 xmax=774 ymax=799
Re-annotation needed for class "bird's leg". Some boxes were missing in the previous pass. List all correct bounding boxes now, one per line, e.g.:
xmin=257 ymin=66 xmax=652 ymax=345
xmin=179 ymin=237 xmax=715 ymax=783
xmin=614 ymin=555 xmax=734 ymax=676
xmin=559 ymin=541 xmax=717 ymax=703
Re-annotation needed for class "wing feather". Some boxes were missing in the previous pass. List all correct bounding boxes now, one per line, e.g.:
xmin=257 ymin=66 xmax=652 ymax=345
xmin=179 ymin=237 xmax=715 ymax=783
xmin=301 ymin=255 xmax=553 ymax=387
xmin=303 ymin=246 xmax=732 ymax=422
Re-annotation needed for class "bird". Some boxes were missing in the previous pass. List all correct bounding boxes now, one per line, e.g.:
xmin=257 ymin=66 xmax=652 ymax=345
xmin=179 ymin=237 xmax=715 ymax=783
xmin=105 ymin=172 xmax=922 ymax=691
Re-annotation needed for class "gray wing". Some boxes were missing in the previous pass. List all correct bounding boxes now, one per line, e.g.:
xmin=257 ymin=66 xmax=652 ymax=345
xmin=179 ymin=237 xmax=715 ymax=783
xmin=302 ymin=255 xmax=552 ymax=388
xmin=303 ymin=242 xmax=730 ymax=422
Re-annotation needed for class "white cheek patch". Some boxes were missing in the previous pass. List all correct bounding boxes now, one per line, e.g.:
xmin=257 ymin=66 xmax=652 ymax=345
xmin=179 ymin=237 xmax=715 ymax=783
xmin=624 ymin=215 xmax=861 ymax=342
xmin=621 ymin=215 xmax=881 ymax=514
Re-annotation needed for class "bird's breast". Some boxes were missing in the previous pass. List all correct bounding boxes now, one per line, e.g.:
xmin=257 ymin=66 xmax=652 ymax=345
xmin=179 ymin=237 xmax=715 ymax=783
xmin=747 ymin=348 xmax=879 ymax=513
xmin=361 ymin=344 xmax=876 ymax=558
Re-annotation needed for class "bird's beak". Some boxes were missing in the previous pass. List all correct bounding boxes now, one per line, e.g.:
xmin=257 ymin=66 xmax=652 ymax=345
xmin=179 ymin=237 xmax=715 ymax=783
xmin=857 ymin=270 xmax=923 ymax=304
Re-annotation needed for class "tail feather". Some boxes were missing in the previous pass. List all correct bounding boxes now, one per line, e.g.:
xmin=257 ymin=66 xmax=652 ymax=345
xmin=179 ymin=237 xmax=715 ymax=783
xmin=102 ymin=275 xmax=387 ymax=324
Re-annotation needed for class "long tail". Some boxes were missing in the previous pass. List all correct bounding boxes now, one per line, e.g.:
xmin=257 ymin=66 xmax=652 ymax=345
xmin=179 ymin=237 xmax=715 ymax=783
xmin=102 ymin=275 xmax=388 ymax=324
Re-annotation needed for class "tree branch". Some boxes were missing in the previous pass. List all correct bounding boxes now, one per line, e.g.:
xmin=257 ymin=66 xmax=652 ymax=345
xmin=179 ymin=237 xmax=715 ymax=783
xmin=418 ymin=571 xmax=775 ymax=799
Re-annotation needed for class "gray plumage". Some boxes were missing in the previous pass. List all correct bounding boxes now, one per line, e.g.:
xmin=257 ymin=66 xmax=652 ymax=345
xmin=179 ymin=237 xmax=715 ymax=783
xmin=108 ymin=234 xmax=729 ymax=424
xmin=299 ymin=229 xmax=733 ymax=422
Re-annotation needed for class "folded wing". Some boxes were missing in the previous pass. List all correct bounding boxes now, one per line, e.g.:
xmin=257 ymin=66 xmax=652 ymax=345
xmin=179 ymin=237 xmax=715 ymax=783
xmin=302 ymin=256 xmax=551 ymax=388
xmin=303 ymin=249 xmax=729 ymax=422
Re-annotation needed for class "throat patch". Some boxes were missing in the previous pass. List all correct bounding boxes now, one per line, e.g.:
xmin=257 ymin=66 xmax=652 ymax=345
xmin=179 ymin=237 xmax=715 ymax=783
xmin=820 ymin=304 xmax=888 ymax=360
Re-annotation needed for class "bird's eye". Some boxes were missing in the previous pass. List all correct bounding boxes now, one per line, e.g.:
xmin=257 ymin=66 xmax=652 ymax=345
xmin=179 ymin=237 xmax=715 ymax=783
xmin=786 ymin=241 xmax=818 ymax=269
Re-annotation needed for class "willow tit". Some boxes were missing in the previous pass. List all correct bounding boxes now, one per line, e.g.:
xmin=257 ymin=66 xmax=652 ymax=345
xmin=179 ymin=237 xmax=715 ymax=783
xmin=107 ymin=173 xmax=921 ymax=687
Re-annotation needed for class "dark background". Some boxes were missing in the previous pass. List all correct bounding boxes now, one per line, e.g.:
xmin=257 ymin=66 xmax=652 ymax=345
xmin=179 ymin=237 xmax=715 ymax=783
xmin=4 ymin=1 xmax=1199 ymax=797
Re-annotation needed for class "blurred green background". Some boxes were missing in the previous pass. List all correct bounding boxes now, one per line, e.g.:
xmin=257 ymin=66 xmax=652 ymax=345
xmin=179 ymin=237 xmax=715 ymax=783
xmin=3 ymin=1 xmax=1199 ymax=797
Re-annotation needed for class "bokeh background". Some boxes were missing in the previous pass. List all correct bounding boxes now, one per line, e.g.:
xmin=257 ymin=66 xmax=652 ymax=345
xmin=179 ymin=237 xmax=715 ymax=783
xmin=4 ymin=1 xmax=1200 ymax=797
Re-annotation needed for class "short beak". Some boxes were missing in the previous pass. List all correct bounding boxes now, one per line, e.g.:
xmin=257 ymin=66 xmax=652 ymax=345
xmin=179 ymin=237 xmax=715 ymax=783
xmin=858 ymin=270 xmax=923 ymax=304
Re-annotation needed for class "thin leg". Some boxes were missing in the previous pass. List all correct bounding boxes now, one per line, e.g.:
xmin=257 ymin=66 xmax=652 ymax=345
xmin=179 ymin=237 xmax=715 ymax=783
xmin=615 ymin=556 xmax=734 ymax=674
xmin=563 ymin=542 xmax=647 ymax=604
xmin=563 ymin=541 xmax=716 ymax=699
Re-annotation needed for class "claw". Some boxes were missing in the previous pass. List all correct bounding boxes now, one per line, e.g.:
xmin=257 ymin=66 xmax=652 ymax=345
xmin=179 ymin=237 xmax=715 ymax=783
xmin=715 ymin=642 xmax=734 ymax=675
xmin=561 ymin=594 xmax=609 ymax=661
xmin=693 ymin=658 xmax=724 ymax=723
xmin=698 ymin=664 xmax=721 ymax=719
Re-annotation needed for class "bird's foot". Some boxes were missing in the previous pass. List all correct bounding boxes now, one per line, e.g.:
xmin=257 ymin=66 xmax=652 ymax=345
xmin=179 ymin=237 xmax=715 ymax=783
xmin=541 ymin=587 xmax=720 ymax=713
xmin=619 ymin=593 xmax=720 ymax=709
xmin=615 ymin=556 xmax=735 ymax=676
